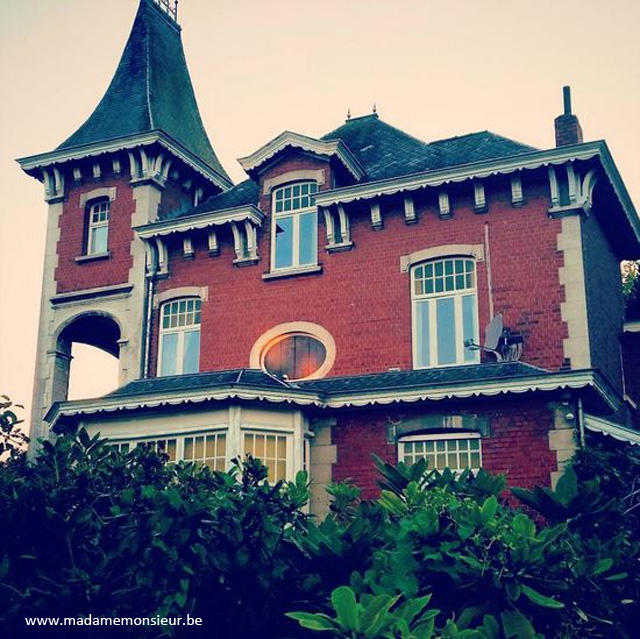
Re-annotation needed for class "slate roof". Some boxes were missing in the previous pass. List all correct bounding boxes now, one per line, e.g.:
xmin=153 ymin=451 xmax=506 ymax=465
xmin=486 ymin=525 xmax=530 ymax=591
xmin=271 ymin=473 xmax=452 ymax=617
xmin=166 ymin=117 xmax=536 ymax=222
xmin=57 ymin=0 xmax=230 ymax=183
xmin=105 ymin=369 xmax=291 ymax=399
xmin=298 ymin=362 xmax=548 ymax=395
xmin=104 ymin=362 xmax=548 ymax=401
xmin=160 ymin=179 xmax=259 ymax=221
xmin=321 ymin=114 xmax=537 ymax=181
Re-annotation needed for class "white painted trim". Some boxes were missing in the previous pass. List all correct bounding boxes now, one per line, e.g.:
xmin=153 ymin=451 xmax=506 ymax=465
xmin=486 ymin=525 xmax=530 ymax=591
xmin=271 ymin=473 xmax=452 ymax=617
xmin=135 ymin=205 xmax=264 ymax=239
xmin=18 ymin=131 xmax=233 ymax=191
xmin=370 ymin=202 xmax=382 ymax=229
xmin=510 ymin=174 xmax=524 ymax=206
xmin=249 ymin=321 xmax=336 ymax=380
xmin=207 ymin=230 xmax=219 ymax=256
xmin=473 ymin=181 xmax=487 ymax=213
xmin=154 ymin=286 xmax=208 ymax=308
xmin=399 ymin=431 xmax=481 ymax=442
xmin=45 ymin=369 xmax=615 ymax=428
xmin=584 ymin=414 xmax=640 ymax=445
xmin=438 ymin=190 xmax=451 ymax=218
xmin=182 ymin=237 xmax=194 ymax=258
xmin=238 ymin=131 xmax=365 ymax=180
xmin=79 ymin=187 xmax=117 ymax=208
xmin=404 ymin=195 xmax=417 ymax=223
xmin=624 ymin=321 xmax=640 ymax=333
xmin=400 ymin=244 xmax=484 ymax=273
xmin=263 ymin=169 xmax=325 ymax=194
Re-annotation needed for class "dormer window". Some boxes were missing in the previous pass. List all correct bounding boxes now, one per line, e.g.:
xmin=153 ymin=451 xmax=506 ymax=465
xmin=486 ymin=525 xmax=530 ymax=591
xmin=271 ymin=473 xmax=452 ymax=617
xmin=87 ymin=199 xmax=110 ymax=255
xmin=412 ymin=257 xmax=479 ymax=368
xmin=272 ymin=182 xmax=318 ymax=271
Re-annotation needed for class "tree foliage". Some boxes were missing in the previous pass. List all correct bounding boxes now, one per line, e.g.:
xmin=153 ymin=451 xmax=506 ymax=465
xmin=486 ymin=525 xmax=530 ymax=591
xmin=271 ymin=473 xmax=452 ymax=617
xmin=0 ymin=428 xmax=637 ymax=638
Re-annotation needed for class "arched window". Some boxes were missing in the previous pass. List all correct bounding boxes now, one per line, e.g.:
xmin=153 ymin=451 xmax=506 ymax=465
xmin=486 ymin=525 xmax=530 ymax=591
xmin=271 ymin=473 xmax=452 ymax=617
xmin=158 ymin=298 xmax=201 ymax=376
xmin=87 ymin=199 xmax=110 ymax=255
xmin=271 ymin=181 xmax=318 ymax=271
xmin=399 ymin=432 xmax=482 ymax=473
xmin=412 ymin=257 xmax=479 ymax=368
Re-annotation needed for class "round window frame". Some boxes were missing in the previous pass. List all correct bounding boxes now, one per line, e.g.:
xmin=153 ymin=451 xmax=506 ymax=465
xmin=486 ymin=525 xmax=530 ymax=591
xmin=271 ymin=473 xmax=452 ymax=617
xmin=249 ymin=322 xmax=336 ymax=381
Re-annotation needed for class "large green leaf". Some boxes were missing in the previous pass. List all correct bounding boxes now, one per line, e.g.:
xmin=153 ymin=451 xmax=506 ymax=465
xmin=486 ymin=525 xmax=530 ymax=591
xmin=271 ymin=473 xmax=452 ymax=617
xmin=520 ymin=584 xmax=564 ymax=609
xmin=331 ymin=585 xmax=358 ymax=631
xmin=286 ymin=612 xmax=336 ymax=631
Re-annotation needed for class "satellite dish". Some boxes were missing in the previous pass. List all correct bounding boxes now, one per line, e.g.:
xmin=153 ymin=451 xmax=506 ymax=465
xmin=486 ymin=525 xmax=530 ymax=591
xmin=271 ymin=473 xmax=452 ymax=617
xmin=484 ymin=314 xmax=503 ymax=351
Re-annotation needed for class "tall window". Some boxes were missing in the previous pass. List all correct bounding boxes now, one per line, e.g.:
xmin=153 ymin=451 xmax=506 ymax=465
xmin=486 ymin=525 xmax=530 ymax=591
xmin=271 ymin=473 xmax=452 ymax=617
xmin=399 ymin=432 xmax=482 ymax=473
xmin=412 ymin=257 xmax=479 ymax=368
xmin=87 ymin=200 xmax=110 ymax=254
xmin=159 ymin=298 xmax=201 ymax=376
xmin=272 ymin=182 xmax=318 ymax=270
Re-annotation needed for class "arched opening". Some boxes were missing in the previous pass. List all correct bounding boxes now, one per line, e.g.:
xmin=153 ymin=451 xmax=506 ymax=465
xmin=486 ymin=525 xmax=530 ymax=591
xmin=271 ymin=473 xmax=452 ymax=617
xmin=52 ymin=313 xmax=121 ymax=402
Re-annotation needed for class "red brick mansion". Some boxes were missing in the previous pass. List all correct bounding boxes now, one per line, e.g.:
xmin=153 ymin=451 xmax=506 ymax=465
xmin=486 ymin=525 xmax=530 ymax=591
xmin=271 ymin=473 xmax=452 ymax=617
xmin=19 ymin=0 xmax=640 ymax=513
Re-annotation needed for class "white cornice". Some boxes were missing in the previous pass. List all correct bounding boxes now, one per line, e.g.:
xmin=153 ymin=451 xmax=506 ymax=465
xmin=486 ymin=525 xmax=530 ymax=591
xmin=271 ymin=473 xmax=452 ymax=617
xmin=624 ymin=321 xmax=640 ymax=333
xmin=238 ymin=131 xmax=365 ymax=181
xmin=134 ymin=205 xmax=264 ymax=239
xmin=45 ymin=369 xmax=617 ymax=429
xmin=314 ymin=143 xmax=605 ymax=206
xmin=584 ymin=414 xmax=640 ymax=446
xmin=17 ymin=131 xmax=233 ymax=192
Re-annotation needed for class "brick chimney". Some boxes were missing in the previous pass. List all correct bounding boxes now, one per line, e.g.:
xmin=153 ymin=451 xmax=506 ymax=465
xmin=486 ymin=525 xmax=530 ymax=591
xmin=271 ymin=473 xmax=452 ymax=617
xmin=555 ymin=86 xmax=583 ymax=147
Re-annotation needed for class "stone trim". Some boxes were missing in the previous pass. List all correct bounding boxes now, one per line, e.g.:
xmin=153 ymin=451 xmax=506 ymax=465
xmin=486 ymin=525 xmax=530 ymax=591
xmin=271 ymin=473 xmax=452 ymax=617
xmin=263 ymin=169 xmax=325 ymax=194
xmin=79 ymin=187 xmax=117 ymax=208
xmin=153 ymin=286 xmax=208 ymax=308
xmin=557 ymin=214 xmax=591 ymax=368
xmin=400 ymin=244 xmax=484 ymax=273
xmin=309 ymin=418 xmax=337 ymax=517
xmin=549 ymin=402 xmax=578 ymax=489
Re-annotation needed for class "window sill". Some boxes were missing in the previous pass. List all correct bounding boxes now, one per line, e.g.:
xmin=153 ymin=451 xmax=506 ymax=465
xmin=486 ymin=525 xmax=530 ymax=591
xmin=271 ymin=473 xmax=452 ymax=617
xmin=75 ymin=251 xmax=111 ymax=263
xmin=262 ymin=264 xmax=323 ymax=281
xmin=233 ymin=255 xmax=260 ymax=268
xmin=326 ymin=241 xmax=354 ymax=254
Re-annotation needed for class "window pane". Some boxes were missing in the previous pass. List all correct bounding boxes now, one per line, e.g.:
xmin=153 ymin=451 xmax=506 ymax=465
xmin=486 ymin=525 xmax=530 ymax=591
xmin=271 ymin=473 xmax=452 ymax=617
xmin=462 ymin=294 xmax=478 ymax=362
xmin=415 ymin=300 xmax=430 ymax=367
xmin=90 ymin=225 xmax=108 ymax=254
xmin=436 ymin=297 xmax=456 ymax=365
xmin=183 ymin=329 xmax=200 ymax=374
xmin=160 ymin=333 xmax=178 ymax=376
xmin=298 ymin=211 xmax=317 ymax=266
xmin=274 ymin=216 xmax=294 ymax=269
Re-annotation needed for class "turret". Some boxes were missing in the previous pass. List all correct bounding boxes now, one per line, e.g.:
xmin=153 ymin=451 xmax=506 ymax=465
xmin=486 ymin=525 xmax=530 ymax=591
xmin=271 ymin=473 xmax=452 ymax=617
xmin=17 ymin=0 xmax=231 ymax=447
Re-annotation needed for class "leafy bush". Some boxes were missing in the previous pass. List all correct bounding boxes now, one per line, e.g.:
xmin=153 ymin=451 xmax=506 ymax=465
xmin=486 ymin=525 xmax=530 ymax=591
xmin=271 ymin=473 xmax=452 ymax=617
xmin=1 ymin=428 xmax=637 ymax=638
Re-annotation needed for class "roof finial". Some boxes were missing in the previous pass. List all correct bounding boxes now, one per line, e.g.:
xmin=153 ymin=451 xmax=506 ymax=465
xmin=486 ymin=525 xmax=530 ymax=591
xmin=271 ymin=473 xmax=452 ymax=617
xmin=153 ymin=0 xmax=179 ymax=22
xmin=372 ymin=102 xmax=377 ymax=114
xmin=346 ymin=107 xmax=351 ymax=121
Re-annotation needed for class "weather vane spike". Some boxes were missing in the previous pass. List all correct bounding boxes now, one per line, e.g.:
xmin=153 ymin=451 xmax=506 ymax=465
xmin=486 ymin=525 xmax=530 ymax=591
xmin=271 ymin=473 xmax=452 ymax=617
xmin=346 ymin=107 xmax=351 ymax=121
xmin=153 ymin=0 xmax=179 ymax=22
xmin=372 ymin=102 xmax=377 ymax=114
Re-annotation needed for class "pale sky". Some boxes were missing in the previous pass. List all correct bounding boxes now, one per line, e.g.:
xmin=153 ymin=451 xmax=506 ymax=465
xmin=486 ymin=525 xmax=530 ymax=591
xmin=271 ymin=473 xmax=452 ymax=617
xmin=1 ymin=0 xmax=639 ymax=431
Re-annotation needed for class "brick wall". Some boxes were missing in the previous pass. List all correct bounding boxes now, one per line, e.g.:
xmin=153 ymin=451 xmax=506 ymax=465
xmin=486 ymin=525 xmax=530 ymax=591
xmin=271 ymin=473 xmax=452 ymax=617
xmin=154 ymin=157 xmax=567 ymax=377
xmin=581 ymin=204 xmax=625 ymax=393
xmin=55 ymin=170 xmax=134 ymax=293
xmin=329 ymin=398 xmax=558 ymax=499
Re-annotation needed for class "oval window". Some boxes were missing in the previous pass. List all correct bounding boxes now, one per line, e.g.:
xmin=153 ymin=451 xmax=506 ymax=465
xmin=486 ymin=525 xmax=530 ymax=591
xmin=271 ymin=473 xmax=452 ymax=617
xmin=262 ymin=334 xmax=327 ymax=380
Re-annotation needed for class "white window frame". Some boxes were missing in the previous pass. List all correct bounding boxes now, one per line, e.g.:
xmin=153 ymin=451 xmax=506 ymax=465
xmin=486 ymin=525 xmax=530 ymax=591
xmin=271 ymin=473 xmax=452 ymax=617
xmin=158 ymin=297 xmax=202 ymax=376
xmin=411 ymin=257 xmax=480 ymax=369
xmin=270 ymin=181 xmax=318 ymax=272
xmin=108 ymin=425 xmax=295 ymax=481
xmin=399 ymin=431 xmax=482 ymax=473
xmin=87 ymin=199 xmax=110 ymax=255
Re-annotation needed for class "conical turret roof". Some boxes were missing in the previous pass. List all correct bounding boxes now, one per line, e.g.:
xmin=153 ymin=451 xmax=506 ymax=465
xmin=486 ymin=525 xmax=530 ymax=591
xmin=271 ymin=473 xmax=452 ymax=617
xmin=57 ymin=0 xmax=230 ymax=184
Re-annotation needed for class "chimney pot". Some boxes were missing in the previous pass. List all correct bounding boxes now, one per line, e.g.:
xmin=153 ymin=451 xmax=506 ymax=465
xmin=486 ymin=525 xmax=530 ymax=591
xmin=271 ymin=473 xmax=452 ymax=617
xmin=555 ymin=86 xmax=583 ymax=147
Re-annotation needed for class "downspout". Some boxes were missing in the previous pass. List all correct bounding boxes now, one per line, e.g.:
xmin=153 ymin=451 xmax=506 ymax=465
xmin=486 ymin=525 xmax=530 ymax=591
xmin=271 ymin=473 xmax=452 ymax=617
xmin=484 ymin=222 xmax=495 ymax=318
xmin=577 ymin=396 xmax=585 ymax=447
xmin=140 ymin=240 xmax=158 ymax=379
